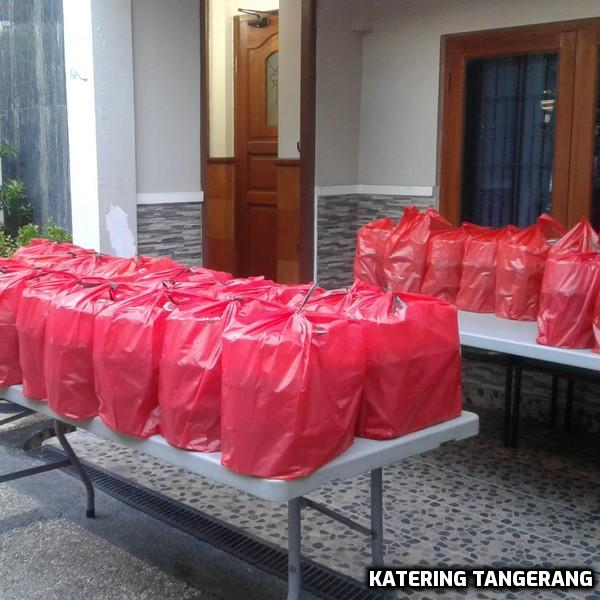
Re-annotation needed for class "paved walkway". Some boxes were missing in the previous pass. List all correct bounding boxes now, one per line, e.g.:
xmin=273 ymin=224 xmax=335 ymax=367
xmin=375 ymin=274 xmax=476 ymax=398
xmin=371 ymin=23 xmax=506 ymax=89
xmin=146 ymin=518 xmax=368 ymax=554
xmin=1 ymin=401 xmax=599 ymax=599
xmin=0 ymin=444 xmax=296 ymax=599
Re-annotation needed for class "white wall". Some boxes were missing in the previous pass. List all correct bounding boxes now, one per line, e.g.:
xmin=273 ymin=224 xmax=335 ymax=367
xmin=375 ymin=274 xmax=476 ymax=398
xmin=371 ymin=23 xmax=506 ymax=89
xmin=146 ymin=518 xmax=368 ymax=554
xmin=278 ymin=0 xmax=301 ymax=159
xmin=131 ymin=0 xmax=202 ymax=198
xmin=315 ymin=0 xmax=364 ymax=186
xmin=63 ymin=0 xmax=137 ymax=256
xmin=357 ymin=0 xmax=600 ymax=189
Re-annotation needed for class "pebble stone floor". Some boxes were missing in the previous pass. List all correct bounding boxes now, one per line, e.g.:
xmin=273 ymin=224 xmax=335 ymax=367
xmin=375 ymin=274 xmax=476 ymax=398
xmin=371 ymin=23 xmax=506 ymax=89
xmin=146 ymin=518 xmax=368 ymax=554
xmin=36 ymin=403 xmax=600 ymax=600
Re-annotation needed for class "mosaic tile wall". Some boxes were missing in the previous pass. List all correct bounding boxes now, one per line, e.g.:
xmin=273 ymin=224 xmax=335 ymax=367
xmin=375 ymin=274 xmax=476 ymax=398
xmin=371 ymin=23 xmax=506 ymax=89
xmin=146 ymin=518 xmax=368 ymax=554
xmin=463 ymin=358 xmax=600 ymax=433
xmin=316 ymin=193 xmax=600 ymax=433
xmin=316 ymin=193 xmax=434 ymax=288
xmin=137 ymin=202 xmax=202 ymax=265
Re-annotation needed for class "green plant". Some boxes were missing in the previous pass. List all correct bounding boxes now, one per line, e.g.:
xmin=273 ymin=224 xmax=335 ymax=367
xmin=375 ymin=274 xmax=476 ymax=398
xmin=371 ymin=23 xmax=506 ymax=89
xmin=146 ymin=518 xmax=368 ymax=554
xmin=0 ymin=140 xmax=16 ymax=160
xmin=0 ymin=229 xmax=15 ymax=258
xmin=0 ymin=139 xmax=72 ymax=252
xmin=1 ymin=141 xmax=31 ymax=237
xmin=0 ymin=178 xmax=31 ymax=236
xmin=15 ymin=222 xmax=39 ymax=248
xmin=44 ymin=218 xmax=72 ymax=243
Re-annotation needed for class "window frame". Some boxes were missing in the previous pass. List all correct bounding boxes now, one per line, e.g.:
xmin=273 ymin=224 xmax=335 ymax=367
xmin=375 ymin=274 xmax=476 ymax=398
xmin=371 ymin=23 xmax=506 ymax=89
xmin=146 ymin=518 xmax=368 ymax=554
xmin=438 ymin=18 xmax=600 ymax=228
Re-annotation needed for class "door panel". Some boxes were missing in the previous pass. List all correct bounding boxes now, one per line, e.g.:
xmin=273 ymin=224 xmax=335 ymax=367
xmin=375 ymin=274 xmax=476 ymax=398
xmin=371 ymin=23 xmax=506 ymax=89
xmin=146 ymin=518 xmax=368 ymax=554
xmin=235 ymin=15 xmax=278 ymax=279
xmin=248 ymin=155 xmax=277 ymax=191
xmin=248 ymin=204 xmax=278 ymax=277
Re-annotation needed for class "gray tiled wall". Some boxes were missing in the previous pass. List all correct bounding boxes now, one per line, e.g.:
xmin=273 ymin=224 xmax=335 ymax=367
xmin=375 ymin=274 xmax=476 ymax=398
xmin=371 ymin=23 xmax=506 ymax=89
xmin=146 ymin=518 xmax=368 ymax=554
xmin=316 ymin=193 xmax=434 ymax=288
xmin=137 ymin=202 xmax=202 ymax=265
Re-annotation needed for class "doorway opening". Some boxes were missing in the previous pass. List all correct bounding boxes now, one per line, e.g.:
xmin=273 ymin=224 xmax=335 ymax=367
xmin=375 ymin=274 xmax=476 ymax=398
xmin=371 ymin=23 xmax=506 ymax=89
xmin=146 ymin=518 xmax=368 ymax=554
xmin=201 ymin=1 xmax=316 ymax=283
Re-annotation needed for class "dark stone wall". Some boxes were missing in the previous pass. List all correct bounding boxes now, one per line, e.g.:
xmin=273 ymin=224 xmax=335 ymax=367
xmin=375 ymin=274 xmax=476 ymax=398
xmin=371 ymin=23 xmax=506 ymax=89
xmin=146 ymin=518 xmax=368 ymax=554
xmin=316 ymin=193 xmax=433 ymax=288
xmin=0 ymin=0 xmax=70 ymax=230
xmin=137 ymin=203 xmax=202 ymax=265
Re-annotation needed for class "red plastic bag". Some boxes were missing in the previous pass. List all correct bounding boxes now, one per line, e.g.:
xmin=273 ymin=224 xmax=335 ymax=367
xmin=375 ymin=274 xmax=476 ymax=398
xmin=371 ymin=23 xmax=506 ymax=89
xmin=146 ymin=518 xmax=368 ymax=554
xmin=354 ymin=217 xmax=394 ymax=287
xmin=182 ymin=265 xmax=233 ymax=283
xmin=209 ymin=277 xmax=274 ymax=300
xmin=17 ymin=271 xmax=80 ymax=399
xmin=302 ymin=281 xmax=382 ymax=315
xmin=0 ymin=265 xmax=36 ymax=386
xmin=421 ymin=224 xmax=483 ymax=303
xmin=56 ymin=253 xmax=122 ymax=276
xmin=495 ymin=216 xmax=565 ymax=321
xmin=456 ymin=226 xmax=515 ymax=313
xmin=12 ymin=239 xmax=88 ymax=268
xmin=538 ymin=253 xmax=600 ymax=348
xmin=536 ymin=213 xmax=567 ymax=241
xmin=263 ymin=283 xmax=325 ymax=307
xmin=75 ymin=255 xmax=182 ymax=283
xmin=594 ymin=293 xmax=600 ymax=353
xmin=383 ymin=207 xmax=452 ymax=292
xmin=301 ymin=288 xmax=352 ymax=315
xmin=159 ymin=297 xmax=241 ymax=451
xmin=94 ymin=288 xmax=175 ymax=437
xmin=548 ymin=218 xmax=599 ymax=257
xmin=350 ymin=292 xmax=462 ymax=439
xmin=221 ymin=302 xmax=366 ymax=479
xmin=44 ymin=281 xmax=138 ymax=421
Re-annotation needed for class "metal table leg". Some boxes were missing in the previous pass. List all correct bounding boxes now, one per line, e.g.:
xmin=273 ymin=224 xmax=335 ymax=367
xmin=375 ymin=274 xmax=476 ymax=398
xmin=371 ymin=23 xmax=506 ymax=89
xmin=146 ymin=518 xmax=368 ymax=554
xmin=503 ymin=360 xmax=513 ymax=447
xmin=0 ymin=408 xmax=34 ymax=427
xmin=564 ymin=378 xmax=574 ymax=432
xmin=54 ymin=420 xmax=96 ymax=518
xmin=371 ymin=468 xmax=384 ymax=566
xmin=510 ymin=364 xmax=522 ymax=448
xmin=549 ymin=375 xmax=559 ymax=428
xmin=287 ymin=497 xmax=302 ymax=600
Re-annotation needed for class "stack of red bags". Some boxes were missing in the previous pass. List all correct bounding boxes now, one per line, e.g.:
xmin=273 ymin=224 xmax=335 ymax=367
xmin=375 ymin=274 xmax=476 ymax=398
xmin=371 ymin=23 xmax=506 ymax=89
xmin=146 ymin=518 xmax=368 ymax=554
xmin=494 ymin=215 xmax=565 ymax=321
xmin=0 ymin=237 xmax=466 ymax=481
xmin=353 ymin=207 xmax=452 ymax=293
xmin=421 ymin=224 xmax=483 ymax=304
xmin=382 ymin=207 xmax=452 ymax=292
xmin=537 ymin=219 xmax=600 ymax=348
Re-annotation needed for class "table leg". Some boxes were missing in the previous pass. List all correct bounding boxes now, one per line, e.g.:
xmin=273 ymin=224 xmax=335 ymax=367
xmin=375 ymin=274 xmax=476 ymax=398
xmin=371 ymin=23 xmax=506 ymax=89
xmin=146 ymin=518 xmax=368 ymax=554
xmin=371 ymin=468 xmax=384 ymax=566
xmin=54 ymin=420 xmax=96 ymax=518
xmin=564 ymin=378 xmax=574 ymax=432
xmin=0 ymin=408 xmax=34 ymax=427
xmin=549 ymin=375 xmax=559 ymax=429
xmin=287 ymin=497 xmax=302 ymax=600
xmin=503 ymin=361 xmax=513 ymax=447
xmin=510 ymin=364 xmax=522 ymax=448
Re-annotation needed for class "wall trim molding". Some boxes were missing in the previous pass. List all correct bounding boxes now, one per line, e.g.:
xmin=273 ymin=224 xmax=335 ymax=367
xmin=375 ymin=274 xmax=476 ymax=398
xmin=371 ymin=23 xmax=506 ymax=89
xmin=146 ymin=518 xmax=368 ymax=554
xmin=137 ymin=191 xmax=204 ymax=205
xmin=315 ymin=184 xmax=434 ymax=197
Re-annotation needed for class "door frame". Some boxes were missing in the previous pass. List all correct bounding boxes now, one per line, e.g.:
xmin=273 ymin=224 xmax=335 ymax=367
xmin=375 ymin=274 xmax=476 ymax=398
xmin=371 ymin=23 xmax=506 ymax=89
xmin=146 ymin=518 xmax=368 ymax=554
xmin=438 ymin=17 xmax=600 ymax=228
xmin=200 ymin=0 xmax=316 ymax=282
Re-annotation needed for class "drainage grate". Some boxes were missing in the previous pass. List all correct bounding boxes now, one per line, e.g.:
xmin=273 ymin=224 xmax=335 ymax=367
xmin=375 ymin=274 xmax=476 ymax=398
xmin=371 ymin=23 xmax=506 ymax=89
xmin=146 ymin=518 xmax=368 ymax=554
xmin=32 ymin=445 xmax=383 ymax=600
xmin=0 ymin=401 xmax=21 ymax=414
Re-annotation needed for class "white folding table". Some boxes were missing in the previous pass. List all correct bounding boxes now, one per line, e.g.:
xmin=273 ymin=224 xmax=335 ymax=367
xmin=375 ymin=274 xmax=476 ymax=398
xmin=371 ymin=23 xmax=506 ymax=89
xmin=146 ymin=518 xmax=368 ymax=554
xmin=0 ymin=385 xmax=478 ymax=599
xmin=458 ymin=311 xmax=600 ymax=446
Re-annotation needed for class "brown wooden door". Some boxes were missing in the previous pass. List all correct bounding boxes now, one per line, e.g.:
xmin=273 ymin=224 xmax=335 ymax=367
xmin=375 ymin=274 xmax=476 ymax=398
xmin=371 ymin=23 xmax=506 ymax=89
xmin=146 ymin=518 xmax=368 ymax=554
xmin=235 ymin=15 xmax=279 ymax=279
